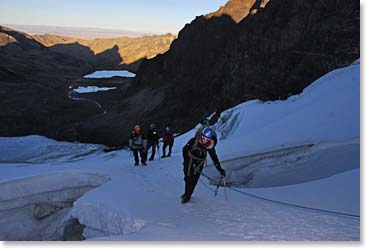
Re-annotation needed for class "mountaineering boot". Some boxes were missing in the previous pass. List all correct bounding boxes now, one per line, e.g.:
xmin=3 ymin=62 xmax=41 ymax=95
xmin=142 ymin=161 xmax=147 ymax=166
xmin=134 ymin=162 xmax=139 ymax=166
xmin=161 ymin=155 xmax=166 ymax=158
xmin=149 ymin=157 xmax=154 ymax=161
xmin=181 ymin=195 xmax=191 ymax=204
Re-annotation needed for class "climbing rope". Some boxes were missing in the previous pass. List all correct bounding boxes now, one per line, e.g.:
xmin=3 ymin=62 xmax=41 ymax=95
xmin=200 ymin=172 xmax=360 ymax=220
xmin=199 ymin=176 xmax=217 ymax=193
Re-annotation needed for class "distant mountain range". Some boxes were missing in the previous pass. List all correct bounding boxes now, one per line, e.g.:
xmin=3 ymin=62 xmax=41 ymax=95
xmin=0 ymin=24 xmax=175 ymax=141
xmin=0 ymin=0 xmax=360 ymax=147
xmin=3 ymin=24 xmax=152 ymax=39
xmin=0 ymin=25 xmax=176 ymax=71
xmin=33 ymin=33 xmax=176 ymax=69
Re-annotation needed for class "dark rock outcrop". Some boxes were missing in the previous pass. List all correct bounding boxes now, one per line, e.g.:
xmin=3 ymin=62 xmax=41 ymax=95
xmin=62 ymin=218 xmax=86 ymax=241
xmin=0 ymin=26 xmax=101 ymax=140
xmin=49 ymin=43 xmax=122 ymax=70
xmin=121 ymin=0 xmax=358 ymax=145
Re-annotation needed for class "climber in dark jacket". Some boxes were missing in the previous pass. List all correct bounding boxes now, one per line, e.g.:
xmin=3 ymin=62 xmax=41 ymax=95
xmin=181 ymin=127 xmax=225 ymax=203
xmin=146 ymin=123 xmax=159 ymax=161
xmin=161 ymin=126 xmax=174 ymax=158
xmin=129 ymin=125 xmax=147 ymax=166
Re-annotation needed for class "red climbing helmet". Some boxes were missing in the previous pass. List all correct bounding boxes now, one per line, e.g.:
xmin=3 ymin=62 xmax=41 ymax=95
xmin=134 ymin=125 xmax=141 ymax=133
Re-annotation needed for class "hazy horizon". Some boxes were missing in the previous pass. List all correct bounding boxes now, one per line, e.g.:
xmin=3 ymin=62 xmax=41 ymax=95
xmin=0 ymin=0 xmax=227 ymax=35
xmin=2 ymin=23 xmax=157 ymax=39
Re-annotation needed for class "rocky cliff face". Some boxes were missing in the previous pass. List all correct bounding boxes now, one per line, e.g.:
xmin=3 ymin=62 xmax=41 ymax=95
xmin=205 ymin=0 xmax=269 ymax=22
xmin=120 ymin=0 xmax=358 ymax=145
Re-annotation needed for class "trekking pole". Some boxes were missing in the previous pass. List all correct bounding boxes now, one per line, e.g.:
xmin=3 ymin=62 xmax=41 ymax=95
xmin=223 ymin=177 xmax=228 ymax=200
xmin=214 ymin=177 xmax=222 ymax=198
xmin=157 ymin=143 xmax=161 ymax=161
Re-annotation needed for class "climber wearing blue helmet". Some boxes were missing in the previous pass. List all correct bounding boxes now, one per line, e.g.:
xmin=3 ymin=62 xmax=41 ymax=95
xmin=181 ymin=126 xmax=225 ymax=204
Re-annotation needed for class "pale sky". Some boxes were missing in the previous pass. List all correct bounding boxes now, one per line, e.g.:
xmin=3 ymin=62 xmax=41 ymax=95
xmin=0 ymin=0 xmax=227 ymax=34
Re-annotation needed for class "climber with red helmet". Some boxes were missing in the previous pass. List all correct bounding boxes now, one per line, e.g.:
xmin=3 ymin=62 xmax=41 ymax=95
xmin=129 ymin=125 xmax=147 ymax=166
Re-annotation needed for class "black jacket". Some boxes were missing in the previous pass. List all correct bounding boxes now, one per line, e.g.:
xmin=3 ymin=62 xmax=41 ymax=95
xmin=182 ymin=137 xmax=223 ymax=173
xmin=147 ymin=129 xmax=159 ymax=143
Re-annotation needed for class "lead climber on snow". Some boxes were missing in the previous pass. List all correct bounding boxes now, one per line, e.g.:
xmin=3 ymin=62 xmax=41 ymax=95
xmin=181 ymin=127 xmax=226 ymax=204
xmin=129 ymin=125 xmax=147 ymax=166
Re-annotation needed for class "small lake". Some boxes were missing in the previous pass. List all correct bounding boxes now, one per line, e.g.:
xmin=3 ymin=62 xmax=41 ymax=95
xmin=73 ymin=86 xmax=117 ymax=93
xmin=83 ymin=70 xmax=136 ymax=78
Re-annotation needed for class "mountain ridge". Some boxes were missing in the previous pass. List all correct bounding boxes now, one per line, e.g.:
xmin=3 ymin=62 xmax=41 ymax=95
xmin=206 ymin=0 xmax=270 ymax=22
xmin=32 ymin=31 xmax=176 ymax=70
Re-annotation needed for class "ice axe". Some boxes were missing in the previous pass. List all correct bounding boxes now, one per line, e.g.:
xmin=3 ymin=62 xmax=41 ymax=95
xmin=214 ymin=176 xmax=228 ymax=200
xmin=223 ymin=177 xmax=228 ymax=200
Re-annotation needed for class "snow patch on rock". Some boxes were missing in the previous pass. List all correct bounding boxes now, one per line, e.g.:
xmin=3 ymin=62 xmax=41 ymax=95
xmin=83 ymin=70 xmax=136 ymax=78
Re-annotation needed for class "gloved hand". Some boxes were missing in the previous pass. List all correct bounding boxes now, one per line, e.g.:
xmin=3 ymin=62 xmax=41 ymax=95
xmin=218 ymin=168 xmax=226 ymax=177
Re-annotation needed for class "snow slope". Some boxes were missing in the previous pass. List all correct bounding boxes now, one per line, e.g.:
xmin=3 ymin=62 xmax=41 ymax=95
xmin=245 ymin=168 xmax=360 ymax=216
xmin=0 ymin=149 xmax=358 ymax=240
xmin=0 ymin=135 xmax=104 ymax=164
xmin=0 ymin=61 xmax=360 ymax=241
xmin=212 ymin=59 xmax=359 ymax=155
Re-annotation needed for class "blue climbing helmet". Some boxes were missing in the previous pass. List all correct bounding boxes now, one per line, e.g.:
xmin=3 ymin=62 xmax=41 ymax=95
xmin=201 ymin=127 xmax=214 ymax=139
xmin=150 ymin=123 xmax=156 ymax=129
xmin=199 ymin=127 xmax=217 ymax=148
